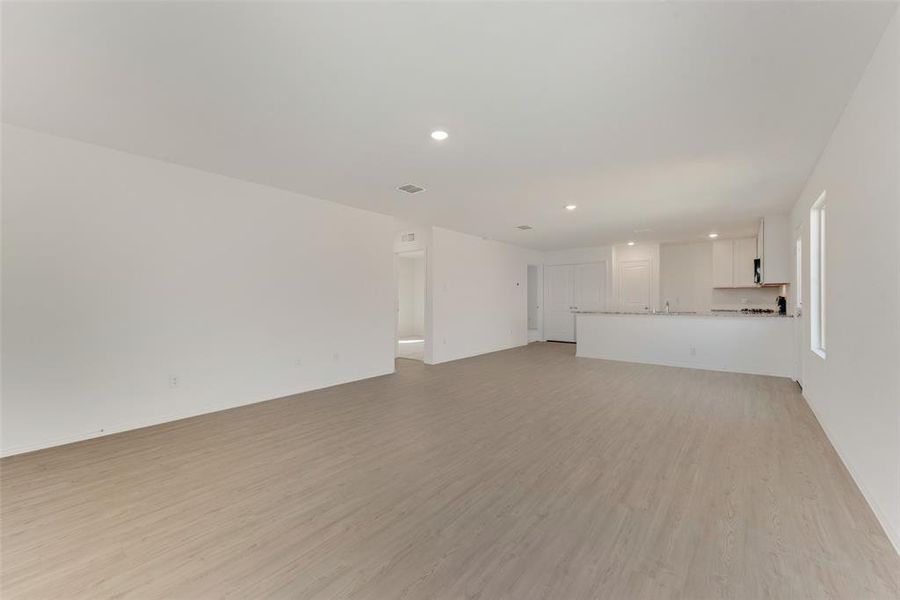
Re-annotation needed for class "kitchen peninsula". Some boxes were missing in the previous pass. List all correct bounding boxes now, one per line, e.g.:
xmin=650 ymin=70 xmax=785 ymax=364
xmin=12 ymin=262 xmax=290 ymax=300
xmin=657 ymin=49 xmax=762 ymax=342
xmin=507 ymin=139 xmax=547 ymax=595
xmin=575 ymin=311 xmax=796 ymax=378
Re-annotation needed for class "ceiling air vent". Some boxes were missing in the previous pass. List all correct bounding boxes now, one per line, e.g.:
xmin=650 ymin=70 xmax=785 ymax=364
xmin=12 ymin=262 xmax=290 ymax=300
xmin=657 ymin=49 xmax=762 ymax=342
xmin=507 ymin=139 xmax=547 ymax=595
xmin=398 ymin=184 xmax=425 ymax=194
xmin=401 ymin=232 xmax=416 ymax=243
xmin=516 ymin=225 xmax=533 ymax=230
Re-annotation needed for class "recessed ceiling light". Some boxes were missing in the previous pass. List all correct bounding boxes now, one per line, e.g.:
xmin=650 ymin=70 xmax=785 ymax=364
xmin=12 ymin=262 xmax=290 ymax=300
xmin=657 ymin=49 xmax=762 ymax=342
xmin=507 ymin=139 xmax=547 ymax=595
xmin=627 ymin=241 xmax=635 ymax=246
xmin=565 ymin=204 xmax=577 ymax=211
xmin=430 ymin=130 xmax=448 ymax=141
xmin=708 ymin=233 xmax=719 ymax=238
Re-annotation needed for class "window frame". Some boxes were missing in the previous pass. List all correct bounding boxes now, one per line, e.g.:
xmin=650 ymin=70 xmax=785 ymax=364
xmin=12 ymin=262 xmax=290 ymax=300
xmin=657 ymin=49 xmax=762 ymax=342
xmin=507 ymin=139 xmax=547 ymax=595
xmin=810 ymin=191 xmax=827 ymax=358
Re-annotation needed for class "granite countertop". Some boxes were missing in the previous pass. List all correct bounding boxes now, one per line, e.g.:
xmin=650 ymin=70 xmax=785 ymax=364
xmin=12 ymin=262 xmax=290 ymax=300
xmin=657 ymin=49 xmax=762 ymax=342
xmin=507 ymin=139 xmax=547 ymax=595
xmin=574 ymin=310 xmax=794 ymax=318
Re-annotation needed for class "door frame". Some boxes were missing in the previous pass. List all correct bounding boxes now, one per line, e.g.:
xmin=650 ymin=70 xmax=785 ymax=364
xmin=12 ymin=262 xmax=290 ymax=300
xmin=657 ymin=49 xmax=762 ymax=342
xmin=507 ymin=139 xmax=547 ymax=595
xmin=394 ymin=249 xmax=428 ymax=362
xmin=527 ymin=264 xmax=544 ymax=342
xmin=793 ymin=225 xmax=804 ymax=385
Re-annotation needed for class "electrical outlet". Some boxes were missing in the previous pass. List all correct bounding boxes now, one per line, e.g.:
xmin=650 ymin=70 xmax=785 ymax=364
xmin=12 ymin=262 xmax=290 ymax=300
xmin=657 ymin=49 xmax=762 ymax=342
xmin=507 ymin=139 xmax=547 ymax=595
xmin=332 ymin=352 xmax=340 ymax=362
xmin=295 ymin=358 xmax=303 ymax=367
xmin=169 ymin=375 xmax=179 ymax=388
xmin=689 ymin=346 xmax=697 ymax=356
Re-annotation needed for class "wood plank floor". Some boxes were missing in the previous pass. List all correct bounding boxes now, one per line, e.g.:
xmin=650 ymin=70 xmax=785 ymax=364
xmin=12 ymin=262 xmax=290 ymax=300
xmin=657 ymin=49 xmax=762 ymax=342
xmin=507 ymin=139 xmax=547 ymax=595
xmin=2 ymin=342 xmax=899 ymax=599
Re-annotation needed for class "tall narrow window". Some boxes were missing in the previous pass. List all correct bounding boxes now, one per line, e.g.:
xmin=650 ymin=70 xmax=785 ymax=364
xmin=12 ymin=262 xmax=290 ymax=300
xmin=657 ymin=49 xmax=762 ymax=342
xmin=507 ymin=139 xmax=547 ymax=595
xmin=810 ymin=192 xmax=826 ymax=358
xmin=795 ymin=236 xmax=802 ymax=312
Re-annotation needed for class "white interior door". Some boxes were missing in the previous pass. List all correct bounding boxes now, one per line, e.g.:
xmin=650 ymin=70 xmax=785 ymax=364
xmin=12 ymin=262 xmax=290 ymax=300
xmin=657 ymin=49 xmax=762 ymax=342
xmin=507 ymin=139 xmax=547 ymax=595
xmin=543 ymin=265 xmax=575 ymax=342
xmin=573 ymin=262 xmax=607 ymax=312
xmin=618 ymin=259 xmax=651 ymax=312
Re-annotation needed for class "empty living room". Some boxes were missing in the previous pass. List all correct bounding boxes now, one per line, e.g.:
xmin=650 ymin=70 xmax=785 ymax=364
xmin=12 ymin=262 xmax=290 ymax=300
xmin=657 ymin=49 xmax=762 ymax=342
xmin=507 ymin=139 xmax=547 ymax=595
xmin=2 ymin=2 xmax=899 ymax=598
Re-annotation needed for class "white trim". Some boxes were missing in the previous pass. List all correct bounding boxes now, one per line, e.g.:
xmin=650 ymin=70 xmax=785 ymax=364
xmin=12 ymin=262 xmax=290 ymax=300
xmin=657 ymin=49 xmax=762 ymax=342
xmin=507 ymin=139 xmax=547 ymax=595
xmin=802 ymin=391 xmax=900 ymax=555
xmin=809 ymin=191 xmax=827 ymax=358
xmin=1 ymin=369 xmax=394 ymax=458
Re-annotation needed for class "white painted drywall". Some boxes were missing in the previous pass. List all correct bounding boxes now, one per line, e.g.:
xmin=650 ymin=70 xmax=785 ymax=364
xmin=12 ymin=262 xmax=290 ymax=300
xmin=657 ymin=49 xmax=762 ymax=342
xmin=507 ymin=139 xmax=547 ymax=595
xmin=543 ymin=246 xmax=614 ymax=266
xmin=788 ymin=10 xmax=900 ymax=552
xmin=430 ymin=228 xmax=541 ymax=364
xmin=659 ymin=241 xmax=784 ymax=312
xmin=412 ymin=256 xmax=425 ymax=335
xmin=576 ymin=313 xmax=796 ymax=378
xmin=659 ymin=242 xmax=713 ymax=312
xmin=1 ymin=125 xmax=396 ymax=456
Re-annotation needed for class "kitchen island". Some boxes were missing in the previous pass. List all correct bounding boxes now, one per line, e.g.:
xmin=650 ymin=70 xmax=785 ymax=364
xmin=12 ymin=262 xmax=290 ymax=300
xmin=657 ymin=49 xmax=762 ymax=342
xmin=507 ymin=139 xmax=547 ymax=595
xmin=575 ymin=311 xmax=796 ymax=378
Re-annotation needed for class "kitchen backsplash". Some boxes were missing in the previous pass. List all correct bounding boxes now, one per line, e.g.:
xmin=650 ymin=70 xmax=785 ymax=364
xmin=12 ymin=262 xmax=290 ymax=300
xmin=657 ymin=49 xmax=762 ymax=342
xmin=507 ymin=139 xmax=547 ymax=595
xmin=711 ymin=286 xmax=787 ymax=311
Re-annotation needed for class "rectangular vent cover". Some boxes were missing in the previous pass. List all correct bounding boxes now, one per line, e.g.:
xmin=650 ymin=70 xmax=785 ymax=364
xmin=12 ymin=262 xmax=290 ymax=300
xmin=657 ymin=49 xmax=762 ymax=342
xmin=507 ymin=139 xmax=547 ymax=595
xmin=398 ymin=184 xmax=425 ymax=194
xmin=516 ymin=225 xmax=533 ymax=230
xmin=401 ymin=233 xmax=416 ymax=242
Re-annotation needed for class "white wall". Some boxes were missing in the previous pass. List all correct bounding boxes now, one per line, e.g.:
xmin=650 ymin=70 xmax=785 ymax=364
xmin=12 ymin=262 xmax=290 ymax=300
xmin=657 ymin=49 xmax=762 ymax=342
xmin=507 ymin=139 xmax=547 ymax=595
xmin=397 ymin=254 xmax=424 ymax=338
xmin=789 ymin=10 xmax=900 ymax=552
xmin=2 ymin=125 xmax=396 ymax=456
xmin=659 ymin=242 xmax=713 ymax=312
xmin=543 ymin=245 xmax=613 ymax=267
xmin=430 ymin=227 xmax=541 ymax=364
xmin=659 ymin=241 xmax=784 ymax=312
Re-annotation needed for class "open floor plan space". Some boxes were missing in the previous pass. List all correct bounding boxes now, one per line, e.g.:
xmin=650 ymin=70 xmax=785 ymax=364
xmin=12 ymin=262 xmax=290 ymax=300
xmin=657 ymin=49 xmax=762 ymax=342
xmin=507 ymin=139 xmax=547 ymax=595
xmin=3 ymin=343 xmax=898 ymax=599
xmin=3 ymin=2 xmax=900 ymax=597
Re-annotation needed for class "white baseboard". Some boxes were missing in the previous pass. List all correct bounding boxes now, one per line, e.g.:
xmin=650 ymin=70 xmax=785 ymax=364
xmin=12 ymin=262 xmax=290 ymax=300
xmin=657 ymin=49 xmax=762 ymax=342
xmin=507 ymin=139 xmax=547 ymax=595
xmin=574 ymin=353 xmax=795 ymax=379
xmin=430 ymin=341 xmax=529 ymax=366
xmin=1 ymin=368 xmax=394 ymax=458
xmin=802 ymin=391 xmax=900 ymax=555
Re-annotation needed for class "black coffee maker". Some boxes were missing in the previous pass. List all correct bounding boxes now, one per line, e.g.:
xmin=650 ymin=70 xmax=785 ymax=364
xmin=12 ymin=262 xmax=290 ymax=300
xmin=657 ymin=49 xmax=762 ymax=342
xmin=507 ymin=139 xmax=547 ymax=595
xmin=776 ymin=296 xmax=787 ymax=315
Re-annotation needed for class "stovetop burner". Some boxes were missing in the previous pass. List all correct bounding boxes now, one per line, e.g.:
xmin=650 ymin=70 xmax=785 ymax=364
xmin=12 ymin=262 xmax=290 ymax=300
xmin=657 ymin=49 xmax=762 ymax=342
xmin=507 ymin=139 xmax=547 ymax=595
xmin=741 ymin=308 xmax=775 ymax=314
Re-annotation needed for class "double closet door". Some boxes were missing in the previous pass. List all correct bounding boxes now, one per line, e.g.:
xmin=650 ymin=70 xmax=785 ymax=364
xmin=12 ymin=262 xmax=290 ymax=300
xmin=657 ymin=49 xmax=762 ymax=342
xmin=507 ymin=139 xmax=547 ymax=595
xmin=543 ymin=262 xmax=607 ymax=342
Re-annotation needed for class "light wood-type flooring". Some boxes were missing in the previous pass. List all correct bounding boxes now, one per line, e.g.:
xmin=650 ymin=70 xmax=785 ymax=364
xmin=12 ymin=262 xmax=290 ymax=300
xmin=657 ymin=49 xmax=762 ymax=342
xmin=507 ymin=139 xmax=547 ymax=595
xmin=2 ymin=342 xmax=899 ymax=599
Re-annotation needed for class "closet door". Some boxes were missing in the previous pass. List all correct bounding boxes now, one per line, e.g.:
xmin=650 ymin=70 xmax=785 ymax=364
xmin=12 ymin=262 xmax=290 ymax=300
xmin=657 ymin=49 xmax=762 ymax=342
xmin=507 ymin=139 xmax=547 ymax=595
xmin=543 ymin=265 xmax=575 ymax=342
xmin=573 ymin=261 xmax=607 ymax=312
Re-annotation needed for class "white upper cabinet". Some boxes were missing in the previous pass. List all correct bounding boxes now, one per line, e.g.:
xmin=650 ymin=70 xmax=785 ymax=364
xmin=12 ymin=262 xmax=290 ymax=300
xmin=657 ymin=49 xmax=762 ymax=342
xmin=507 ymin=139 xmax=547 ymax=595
xmin=757 ymin=215 xmax=791 ymax=285
xmin=732 ymin=238 xmax=758 ymax=287
xmin=713 ymin=237 xmax=757 ymax=288
xmin=712 ymin=240 xmax=734 ymax=288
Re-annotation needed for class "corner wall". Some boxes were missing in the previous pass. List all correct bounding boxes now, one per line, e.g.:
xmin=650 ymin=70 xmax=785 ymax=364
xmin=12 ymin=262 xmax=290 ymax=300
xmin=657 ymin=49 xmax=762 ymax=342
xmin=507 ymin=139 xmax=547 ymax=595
xmin=2 ymin=125 xmax=396 ymax=456
xmin=789 ymin=10 xmax=900 ymax=552
xmin=430 ymin=227 xmax=541 ymax=364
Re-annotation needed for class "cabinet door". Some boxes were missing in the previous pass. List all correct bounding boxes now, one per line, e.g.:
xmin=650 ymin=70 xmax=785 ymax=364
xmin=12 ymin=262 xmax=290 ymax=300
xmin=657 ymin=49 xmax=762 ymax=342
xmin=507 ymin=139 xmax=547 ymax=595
xmin=712 ymin=240 xmax=734 ymax=288
xmin=732 ymin=238 xmax=757 ymax=287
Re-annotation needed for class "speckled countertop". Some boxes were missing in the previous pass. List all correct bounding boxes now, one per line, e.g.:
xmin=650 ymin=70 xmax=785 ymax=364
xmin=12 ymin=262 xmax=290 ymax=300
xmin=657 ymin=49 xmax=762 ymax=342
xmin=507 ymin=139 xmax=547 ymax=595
xmin=574 ymin=310 xmax=794 ymax=318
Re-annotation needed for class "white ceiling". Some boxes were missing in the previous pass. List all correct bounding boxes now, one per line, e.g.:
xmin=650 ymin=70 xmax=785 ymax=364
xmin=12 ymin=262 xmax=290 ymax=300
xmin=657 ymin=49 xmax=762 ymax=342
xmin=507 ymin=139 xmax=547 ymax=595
xmin=3 ymin=2 xmax=896 ymax=250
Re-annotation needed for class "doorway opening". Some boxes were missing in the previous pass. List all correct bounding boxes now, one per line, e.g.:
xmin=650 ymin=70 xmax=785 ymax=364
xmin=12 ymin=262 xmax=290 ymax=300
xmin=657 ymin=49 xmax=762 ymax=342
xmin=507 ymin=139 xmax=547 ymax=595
xmin=396 ymin=250 xmax=426 ymax=361
xmin=527 ymin=265 xmax=541 ymax=342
